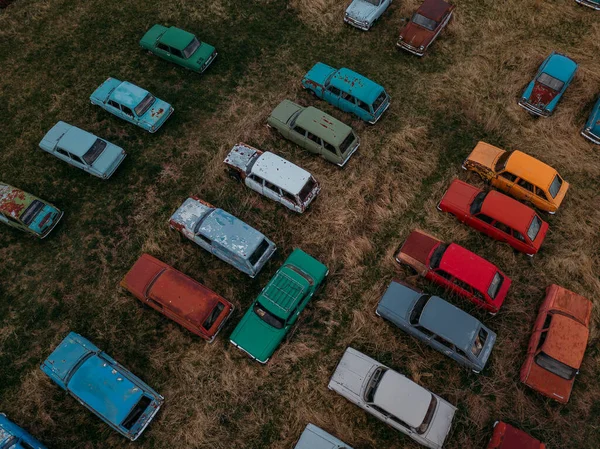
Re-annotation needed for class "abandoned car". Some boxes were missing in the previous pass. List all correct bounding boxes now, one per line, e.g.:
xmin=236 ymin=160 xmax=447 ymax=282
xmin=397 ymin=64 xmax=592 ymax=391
xmin=328 ymin=347 xmax=456 ymax=449
xmin=344 ymin=0 xmax=392 ymax=31
xmin=486 ymin=421 xmax=546 ymax=449
xmin=41 ymin=332 xmax=164 ymax=441
xmin=267 ymin=100 xmax=360 ymax=167
xmin=301 ymin=63 xmax=390 ymax=124
xmin=581 ymin=95 xmax=600 ymax=144
xmin=518 ymin=52 xmax=577 ymax=117
xmin=39 ymin=121 xmax=126 ymax=179
xmin=396 ymin=229 xmax=511 ymax=314
xmin=438 ymin=179 xmax=549 ymax=256
xmin=520 ymin=284 xmax=592 ymax=404
xmin=140 ymin=25 xmax=217 ymax=73
xmin=120 ymin=254 xmax=234 ymax=342
xmin=463 ymin=141 xmax=569 ymax=213
xmin=294 ymin=424 xmax=353 ymax=449
xmin=230 ymin=249 xmax=328 ymax=364
xmin=224 ymin=143 xmax=321 ymax=212
xmin=90 ymin=78 xmax=173 ymax=132
xmin=0 ymin=414 xmax=47 ymax=449
xmin=576 ymin=0 xmax=600 ymax=10
xmin=397 ymin=0 xmax=454 ymax=56
xmin=169 ymin=197 xmax=276 ymax=277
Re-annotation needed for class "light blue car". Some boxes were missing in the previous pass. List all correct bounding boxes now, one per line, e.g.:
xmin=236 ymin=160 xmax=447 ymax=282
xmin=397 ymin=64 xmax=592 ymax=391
xmin=39 ymin=121 xmax=126 ymax=179
xmin=581 ymin=96 xmax=600 ymax=144
xmin=294 ymin=424 xmax=353 ymax=449
xmin=0 ymin=414 xmax=47 ymax=449
xmin=90 ymin=77 xmax=174 ymax=132
xmin=344 ymin=0 xmax=392 ymax=30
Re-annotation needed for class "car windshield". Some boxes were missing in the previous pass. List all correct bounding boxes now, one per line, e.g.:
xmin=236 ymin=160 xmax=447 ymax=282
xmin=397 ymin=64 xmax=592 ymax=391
xmin=469 ymin=191 xmax=487 ymax=215
xmin=183 ymin=37 xmax=201 ymax=59
xmin=409 ymin=295 xmax=430 ymax=325
xmin=416 ymin=395 xmax=437 ymax=434
xmin=535 ymin=352 xmax=577 ymax=380
xmin=203 ymin=303 xmax=225 ymax=330
xmin=487 ymin=272 xmax=503 ymax=299
xmin=372 ymin=92 xmax=387 ymax=113
xmin=527 ymin=216 xmax=542 ymax=242
xmin=364 ymin=367 xmax=386 ymax=402
xmin=134 ymin=93 xmax=156 ymax=116
xmin=249 ymin=239 xmax=270 ymax=266
xmin=537 ymin=73 xmax=565 ymax=92
xmin=412 ymin=13 xmax=437 ymax=31
xmin=339 ymin=132 xmax=356 ymax=154
xmin=121 ymin=395 xmax=152 ymax=430
xmin=548 ymin=175 xmax=562 ymax=198
xmin=253 ymin=302 xmax=284 ymax=329
xmin=429 ymin=244 xmax=448 ymax=269
xmin=494 ymin=151 xmax=511 ymax=172
xmin=471 ymin=328 xmax=488 ymax=356
xmin=83 ymin=138 xmax=107 ymax=165
xmin=20 ymin=200 xmax=45 ymax=225
xmin=364 ymin=0 xmax=381 ymax=5
xmin=299 ymin=177 xmax=317 ymax=202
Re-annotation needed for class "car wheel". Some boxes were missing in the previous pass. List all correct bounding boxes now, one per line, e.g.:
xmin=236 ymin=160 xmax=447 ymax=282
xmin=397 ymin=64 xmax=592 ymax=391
xmin=228 ymin=168 xmax=242 ymax=182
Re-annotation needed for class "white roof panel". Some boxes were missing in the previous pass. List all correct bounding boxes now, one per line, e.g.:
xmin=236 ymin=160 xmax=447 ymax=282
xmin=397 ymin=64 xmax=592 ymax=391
xmin=251 ymin=152 xmax=311 ymax=195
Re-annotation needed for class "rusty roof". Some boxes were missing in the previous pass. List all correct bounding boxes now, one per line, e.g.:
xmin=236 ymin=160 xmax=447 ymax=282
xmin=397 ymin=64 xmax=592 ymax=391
xmin=418 ymin=0 xmax=452 ymax=21
xmin=542 ymin=314 xmax=589 ymax=369
xmin=0 ymin=183 xmax=36 ymax=219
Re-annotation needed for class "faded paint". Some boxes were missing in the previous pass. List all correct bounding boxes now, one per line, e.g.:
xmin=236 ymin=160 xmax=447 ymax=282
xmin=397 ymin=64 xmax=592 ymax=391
xmin=397 ymin=0 xmax=454 ymax=56
xmin=0 ymin=183 xmax=33 ymax=219
xmin=224 ymin=143 xmax=262 ymax=176
xmin=251 ymin=152 xmax=313 ymax=195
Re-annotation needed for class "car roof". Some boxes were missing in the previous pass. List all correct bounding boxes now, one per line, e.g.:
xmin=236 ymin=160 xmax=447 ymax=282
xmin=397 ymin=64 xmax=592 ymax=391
xmin=295 ymin=107 xmax=353 ymax=147
xmin=110 ymin=81 xmax=149 ymax=109
xmin=199 ymin=208 xmax=265 ymax=258
xmin=0 ymin=183 xmax=36 ymax=220
xmin=329 ymin=68 xmax=385 ymax=104
xmin=251 ymin=151 xmax=312 ymax=195
xmin=419 ymin=0 xmax=452 ymax=21
xmin=505 ymin=151 xmax=558 ymax=189
xmin=58 ymin=125 xmax=98 ymax=157
xmin=481 ymin=190 xmax=536 ymax=232
xmin=159 ymin=26 xmax=195 ymax=50
xmin=543 ymin=53 xmax=577 ymax=81
xmin=439 ymin=243 xmax=498 ymax=295
xmin=295 ymin=424 xmax=352 ymax=449
xmin=542 ymin=314 xmax=589 ymax=369
xmin=258 ymin=267 xmax=310 ymax=319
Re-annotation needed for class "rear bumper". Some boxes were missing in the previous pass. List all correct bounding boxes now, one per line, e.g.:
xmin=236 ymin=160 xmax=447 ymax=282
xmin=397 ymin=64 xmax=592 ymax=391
xmin=581 ymin=128 xmax=600 ymax=144
xmin=518 ymin=100 xmax=551 ymax=117
xmin=40 ymin=210 xmax=64 ymax=239
xmin=369 ymin=99 xmax=391 ymax=124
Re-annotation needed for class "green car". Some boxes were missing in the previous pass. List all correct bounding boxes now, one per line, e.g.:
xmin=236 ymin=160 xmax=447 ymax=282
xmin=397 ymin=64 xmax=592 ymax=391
xmin=230 ymin=249 xmax=328 ymax=363
xmin=139 ymin=25 xmax=217 ymax=73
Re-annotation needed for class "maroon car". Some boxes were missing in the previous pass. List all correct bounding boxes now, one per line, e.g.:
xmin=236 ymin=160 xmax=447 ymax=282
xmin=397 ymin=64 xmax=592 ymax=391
xmin=487 ymin=421 xmax=546 ymax=449
xmin=397 ymin=0 xmax=454 ymax=56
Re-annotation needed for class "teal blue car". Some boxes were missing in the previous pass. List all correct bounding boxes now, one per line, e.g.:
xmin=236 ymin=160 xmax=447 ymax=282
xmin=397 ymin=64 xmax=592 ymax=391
xmin=301 ymin=62 xmax=390 ymax=124
xmin=90 ymin=78 xmax=174 ymax=133
xmin=582 ymin=96 xmax=600 ymax=144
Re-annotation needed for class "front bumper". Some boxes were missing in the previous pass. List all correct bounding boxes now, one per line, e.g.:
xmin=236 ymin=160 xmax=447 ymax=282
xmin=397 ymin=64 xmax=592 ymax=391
xmin=230 ymin=339 xmax=269 ymax=364
xmin=518 ymin=99 xmax=551 ymax=117
xmin=199 ymin=51 xmax=218 ymax=73
xmin=576 ymin=0 xmax=600 ymax=9
xmin=344 ymin=15 xmax=371 ymax=30
xmin=396 ymin=41 xmax=425 ymax=57
xmin=581 ymin=127 xmax=600 ymax=144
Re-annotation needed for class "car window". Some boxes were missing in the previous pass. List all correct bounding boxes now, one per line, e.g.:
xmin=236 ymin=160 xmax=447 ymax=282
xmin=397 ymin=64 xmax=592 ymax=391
xmin=134 ymin=93 xmax=155 ymax=116
xmin=429 ymin=244 xmax=447 ymax=269
xmin=472 ymin=328 xmax=488 ymax=356
xmin=147 ymin=298 xmax=164 ymax=310
xmin=197 ymin=233 xmax=212 ymax=245
xmin=254 ymin=302 xmax=284 ymax=329
xmin=19 ymin=200 xmax=44 ymax=225
xmin=70 ymin=153 xmax=85 ymax=164
xmin=456 ymin=347 xmax=470 ymax=360
xmin=535 ymin=352 xmax=577 ymax=380
xmin=493 ymin=221 xmax=512 ymax=235
xmin=83 ymin=138 xmax=107 ymax=165
xmin=433 ymin=335 xmax=454 ymax=350
xmin=548 ymin=175 xmax=562 ymax=198
xmin=249 ymin=239 xmax=270 ymax=266
xmin=264 ymin=181 xmax=281 ymax=195
xmin=487 ymin=272 xmax=504 ymax=299
xmin=453 ymin=277 xmax=473 ymax=293
xmin=203 ymin=303 xmax=225 ymax=330
xmin=107 ymin=99 xmax=120 ymax=109
xmin=499 ymin=171 xmax=517 ymax=182
xmin=415 ymin=324 xmax=434 ymax=338
xmin=183 ymin=37 xmax=201 ymax=59
xmin=281 ymin=189 xmax=297 ymax=204
xmin=476 ymin=213 xmax=494 ymax=224
xmin=121 ymin=105 xmax=135 ymax=117
xmin=21 ymin=442 xmax=35 ymax=449
xmin=513 ymin=230 xmax=526 ymax=242
xmin=327 ymin=85 xmax=341 ymax=96
xmin=537 ymin=72 xmax=565 ymax=92
xmin=364 ymin=0 xmax=381 ymax=5
xmin=533 ymin=186 xmax=545 ymax=197
xmin=527 ymin=215 xmax=542 ymax=241
xmin=435 ymin=269 xmax=452 ymax=280
xmin=157 ymin=42 xmax=169 ymax=52
xmin=339 ymin=132 xmax=356 ymax=154
xmin=364 ymin=367 xmax=386 ymax=402
xmin=389 ymin=413 xmax=412 ymax=430
xmin=372 ymin=92 xmax=387 ymax=112
xmin=494 ymin=152 xmax=511 ymax=172
xmin=323 ymin=141 xmax=337 ymax=154
xmin=412 ymin=13 xmax=438 ymax=31
xmin=299 ymin=177 xmax=317 ymax=203
xmin=293 ymin=126 xmax=306 ymax=136
xmin=56 ymin=147 xmax=69 ymax=157
xmin=517 ymin=178 xmax=534 ymax=192
xmin=356 ymin=98 xmax=370 ymax=112
xmin=409 ymin=295 xmax=430 ymax=325
xmin=248 ymin=173 xmax=263 ymax=184
xmin=416 ymin=396 xmax=437 ymax=434
xmin=340 ymin=91 xmax=355 ymax=103
xmin=121 ymin=396 xmax=152 ymax=430
xmin=469 ymin=191 xmax=487 ymax=215
xmin=307 ymin=132 xmax=322 ymax=145
xmin=171 ymin=48 xmax=184 ymax=58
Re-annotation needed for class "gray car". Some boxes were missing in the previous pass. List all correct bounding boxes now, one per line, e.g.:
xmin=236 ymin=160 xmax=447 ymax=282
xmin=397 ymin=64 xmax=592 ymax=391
xmin=376 ymin=280 xmax=497 ymax=373
xmin=294 ymin=424 xmax=353 ymax=449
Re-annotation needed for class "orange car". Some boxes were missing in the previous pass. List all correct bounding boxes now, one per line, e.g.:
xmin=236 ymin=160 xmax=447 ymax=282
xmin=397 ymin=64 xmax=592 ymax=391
xmin=462 ymin=141 xmax=569 ymax=213
xmin=520 ymin=284 xmax=592 ymax=403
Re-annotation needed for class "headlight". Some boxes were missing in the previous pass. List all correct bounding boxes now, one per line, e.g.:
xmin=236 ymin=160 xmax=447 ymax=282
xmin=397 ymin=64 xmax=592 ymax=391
xmin=398 ymin=35 xmax=403 ymax=40
xmin=586 ymin=126 xmax=592 ymax=132
xmin=419 ymin=45 xmax=425 ymax=50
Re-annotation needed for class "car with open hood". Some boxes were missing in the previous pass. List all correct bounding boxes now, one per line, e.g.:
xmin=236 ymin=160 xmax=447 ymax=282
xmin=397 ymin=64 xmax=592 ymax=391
xmin=169 ymin=197 xmax=276 ymax=277
xmin=328 ymin=347 xmax=456 ymax=449
xmin=581 ymin=95 xmax=600 ymax=144
xmin=463 ymin=141 xmax=569 ymax=213
xmin=438 ymin=179 xmax=549 ymax=256
xmin=0 ymin=414 xmax=47 ymax=449
xmin=41 ymin=332 xmax=163 ymax=441
xmin=395 ymin=229 xmax=511 ymax=314
xmin=576 ymin=0 xmax=600 ymax=10
xmin=229 ymin=249 xmax=328 ymax=364
xmin=518 ymin=52 xmax=577 ymax=117
xmin=90 ymin=77 xmax=173 ymax=132
xmin=397 ymin=0 xmax=454 ymax=56
xmin=486 ymin=421 xmax=546 ymax=449
xmin=39 ymin=121 xmax=126 ymax=179
xmin=294 ymin=423 xmax=353 ymax=449
xmin=344 ymin=0 xmax=392 ymax=31
xmin=520 ymin=285 xmax=592 ymax=404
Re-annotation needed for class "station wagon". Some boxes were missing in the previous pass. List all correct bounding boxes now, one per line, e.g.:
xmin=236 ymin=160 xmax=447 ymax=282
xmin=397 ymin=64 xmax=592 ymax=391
xmin=438 ymin=179 xmax=549 ymax=256
xmin=463 ymin=141 xmax=569 ymax=213
xmin=397 ymin=0 xmax=454 ymax=56
xmin=39 ymin=121 xmax=126 ymax=179
xmin=295 ymin=424 xmax=353 ymax=449
xmin=139 ymin=25 xmax=217 ymax=73
xmin=396 ymin=229 xmax=511 ymax=314
xmin=121 ymin=254 xmax=234 ymax=342
xmin=520 ymin=285 xmax=592 ymax=404
xmin=329 ymin=347 xmax=456 ymax=449
xmin=518 ymin=52 xmax=577 ymax=117
xmin=230 ymin=249 xmax=328 ymax=363
xmin=0 ymin=183 xmax=63 ymax=238
xmin=41 ymin=332 xmax=163 ymax=441
xmin=169 ymin=197 xmax=276 ymax=277
xmin=487 ymin=421 xmax=546 ymax=449
xmin=377 ymin=280 xmax=496 ymax=372
xmin=581 ymin=95 xmax=600 ymax=144
xmin=90 ymin=77 xmax=173 ymax=132
xmin=0 ymin=414 xmax=47 ymax=449
xmin=224 ymin=143 xmax=321 ymax=212
xmin=344 ymin=0 xmax=392 ymax=31
xmin=302 ymin=63 xmax=390 ymax=124
xmin=576 ymin=0 xmax=600 ymax=10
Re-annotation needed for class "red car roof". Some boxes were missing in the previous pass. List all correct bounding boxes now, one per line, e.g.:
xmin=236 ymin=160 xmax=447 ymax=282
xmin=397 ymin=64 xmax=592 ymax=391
xmin=481 ymin=190 xmax=538 ymax=233
xmin=487 ymin=421 xmax=545 ymax=449
xmin=439 ymin=243 xmax=499 ymax=295
xmin=419 ymin=0 xmax=452 ymax=21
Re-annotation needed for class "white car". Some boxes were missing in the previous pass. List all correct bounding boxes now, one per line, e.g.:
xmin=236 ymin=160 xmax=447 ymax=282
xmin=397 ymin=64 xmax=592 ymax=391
xmin=344 ymin=0 xmax=392 ymax=31
xmin=224 ymin=143 xmax=321 ymax=213
xmin=328 ymin=347 xmax=456 ymax=449
xmin=294 ymin=424 xmax=353 ymax=449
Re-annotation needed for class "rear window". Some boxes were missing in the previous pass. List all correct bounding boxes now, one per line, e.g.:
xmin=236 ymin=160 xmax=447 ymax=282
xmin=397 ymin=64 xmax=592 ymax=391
xmin=372 ymin=92 xmax=387 ymax=113
xmin=83 ymin=138 xmax=107 ymax=165
xmin=410 ymin=295 xmax=430 ymax=325
xmin=494 ymin=151 xmax=511 ymax=172
xmin=535 ymin=352 xmax=577 ymax=380
xmin=135 ymin=93 xmax=156 ymax=116
xmin=412 ymin=13 xmax=437 ymax=31
xmin=253 ymin=302 xmax=284 ymax=329
xmin=471 ymin=328 xmax=488 ymax=356
xmin=537 ymin=73 xmax=565 ymax=92
xmin=527 ymin=216 xmax=542 ymax=242
xmin=487 ymin=272 xmax=504 ymax=299
xmin=203 ymin=303 xmax=225 ymax=330
xmin=249 ymin=239 xmax=270 ymax=266
xmin=416 ymin=395 xmax=438 ymax=434
xmin=364 ymin=367 xmax=386 ymax=402
xmin=121 ymin=395 xmax=152 ymax=430
xmin=548 ymin=175 xmax=562 ymax=198
xmin=469 ymin=192 xmax=487 ymax=215
xmin=339 ymin=132 xmax=356 ymax=154
xmin=298 ymin=177 xmax=317 ymax=202
xmin=20 ymin=200 xmax=44 ymax=225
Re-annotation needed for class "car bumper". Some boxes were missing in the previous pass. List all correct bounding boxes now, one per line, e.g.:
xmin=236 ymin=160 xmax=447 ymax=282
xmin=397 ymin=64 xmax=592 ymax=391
xmin=199 ymin=51 xmax=218 ymax=73
xmin=396 ymin=41 xmax=425 ymax=56
xmin=581 ymin=127 xmax=600 ymax=144
xmin=229 ymin=340 xmax=269 ymax=364
xmin=369 ymin=99 xmax=391 ymax=124
xmin=344 ymin=16 xmax=371 ymax=30
xmin=338 ymin=142 xmax=360 ymax=167
xmin=518 ymin=100 xmax=551 ymax=117
xmin=576 ymin=0 xmax=600 ymax=9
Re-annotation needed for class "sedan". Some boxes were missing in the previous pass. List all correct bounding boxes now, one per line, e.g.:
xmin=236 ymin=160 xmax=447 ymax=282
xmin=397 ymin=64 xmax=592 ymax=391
xmin=344 ymin=0 xmax=392 ymax=31
xmin=397 ymin=0 xmax=454 ymax=56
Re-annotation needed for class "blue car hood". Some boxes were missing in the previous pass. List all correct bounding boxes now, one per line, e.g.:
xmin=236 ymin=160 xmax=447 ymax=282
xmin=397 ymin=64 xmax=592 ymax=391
xmin=92 ymin=142 xmax=125 ymax=177
xmin=139 ymin=99 xmax=172 ymax=128
xmin=27 ymin=204 xmax=60 ymax=236
xmin=346 ymin=0 xmax=378 ymax=21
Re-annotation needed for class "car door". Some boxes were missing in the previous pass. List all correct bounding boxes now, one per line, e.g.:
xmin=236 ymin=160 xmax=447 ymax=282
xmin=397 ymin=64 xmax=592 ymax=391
xmin=263 ymin=180 xmax=283 ymax=204
xmin=65 ymin=150 xmax=89 ymax=174
xmin=491 ymin=220 xmax=512 ymax=243
xmin=305 ymin=132 xmax=323 ymax=156
xmin=120 ymin=104 xmax=137 ymax=125
xmin=155 ymin=41 xmax=171 ymax=61
xmin=289 ymin=124 xmax=308 ymax=148
xmin=107 ymin=99 xmax=122 ymax=118
xmin=323 ymin=85 xmax=342 ymax=108
xmin=493 ymin=171 xmax=517 ymax=193
xmin=511 ymin=178 xmax=534 ymax=203
xmin=246 ymin=173 xmax=264 ymax=196
xmin=338 ymin=91 xmax=357 ymax=114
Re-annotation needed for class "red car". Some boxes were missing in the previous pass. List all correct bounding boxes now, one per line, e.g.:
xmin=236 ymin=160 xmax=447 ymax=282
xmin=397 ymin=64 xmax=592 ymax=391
xmin=487 ymin=421 xmax=545 ymax=449
xmin=121 ymin=254 xmax=234 ymax=342
xmin=438 ymin=179 xmax=549 ymax=256
xmin=396 ymin=0 xmax=454 ymax=56
xmin=395 ymin=229 xmax=511 ymax=314
xmin=520 ymin=285 xmax=592 ymax=403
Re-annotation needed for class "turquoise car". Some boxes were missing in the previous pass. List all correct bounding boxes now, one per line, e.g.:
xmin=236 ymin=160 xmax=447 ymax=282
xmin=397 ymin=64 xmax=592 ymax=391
xmin=0 ymin=414 xmax=48 ymax=449
xmin=39 ymin=121 xmax=126 ymax=179
xmin=301 ymin=62 xmax=390 ymax=124
xmin=582 ymin=96 xmax=600 ymax=144
xmin=90 ymin=78 xmax=174 ymax=133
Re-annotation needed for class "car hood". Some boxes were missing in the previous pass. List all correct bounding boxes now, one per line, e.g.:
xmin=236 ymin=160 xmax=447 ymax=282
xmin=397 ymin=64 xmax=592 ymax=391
xmin=465 ymin=143 xmax=504 ymax=171
xmin=91 ymin=142 xmax=125 ymax=177
xmin=329 ymin=348 xmax=375 ymax=397
xmin=139 ymin=98 xmax=172 ymax=127
xmin=230 ymin=309 xmax=284 ymax=363
xmin=423 ymin=398 xmax=456 ymax=448
xmin=346 ymin=0 xmax=378 ymax=21
xmin=528 ymin=81 xmax=559 ymax=109
xmin=439 ymin=180 xmax=479 ymax=215
xmin=194 ymin=42 xmax=216 ymax=65
xmin=400 ymin=22 xmax=434 ymax=48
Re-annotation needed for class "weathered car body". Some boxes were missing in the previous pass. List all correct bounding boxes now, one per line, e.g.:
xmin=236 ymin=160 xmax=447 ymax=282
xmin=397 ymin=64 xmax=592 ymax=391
xmin=397 ymin=0 xmax=454 ymax=56
xmin=230 ymin=249 xmax=328 ymax=364
xmin=294 ymin=423 xmax=353 ymax=449
xmin=463 ymin=141 xmax=569 ymax=213
xmin=0 ymin=414 xmax=47 ymax=449
xmin=0 ymin=183 xmax=63 ymax=238
xmin=581 ymin=95 xmax=600 ymax=144
xmin=520 ymin=285 xmax=592 ymax=404
xmin=169 ymin=197 xmax=276 ymax=277
xmin=328 ymin=347 xmax=456 ymax=449
xmin=267 ymin=100 xmax=360 ymax=166
xmin=41 ymin=332 xmax=163 ymax=441
xmin=396 ymin=229 xmax=511 ymax=314
xmin=486 ymin=421 xmax=546 ymax=449
xmin=576 ymin=0 xmax=600 ymax=10
xmin=90 ymin=78 xmax=173 ymax=132
xmin=120 ymin=254 xmax=234 ymax=342
xmin=224 ymin=143 xmax=321 ymax=212
xmin=39 ymin=121 xmax=126 ymax=179
xmin=344 ymin=0 xmax=392 ymax=31
xmin=139 ymin=25 xmax=217 ymax=73
xmin=302 ymin=63 xmax=390 ymax=124
xmin=518 ymin=52 xmax=577 ymax=117
xmin=438 ymin=179 xmax=549 ymax=256
xmin=377 ymin=280 xmax=496 ymax=372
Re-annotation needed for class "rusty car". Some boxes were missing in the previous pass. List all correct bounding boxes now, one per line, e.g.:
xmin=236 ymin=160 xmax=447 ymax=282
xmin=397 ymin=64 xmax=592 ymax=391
xmin=0 ymin=413 xmax=47 ymax=449
xmin=486 ymin=421 xmax=546 ymax=449
xmin=397 ymin=0 xmax=454 ymax=56
xmin=344 ymin=0 xmax=392 ymax=31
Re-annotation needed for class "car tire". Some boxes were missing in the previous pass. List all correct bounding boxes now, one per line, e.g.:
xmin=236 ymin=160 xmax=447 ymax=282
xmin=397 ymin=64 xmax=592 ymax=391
xmin=228 ymin=168 xmax=242 ymax=182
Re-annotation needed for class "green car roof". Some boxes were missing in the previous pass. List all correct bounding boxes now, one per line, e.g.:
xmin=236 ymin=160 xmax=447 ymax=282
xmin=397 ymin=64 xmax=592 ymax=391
xmin=259 ymin=267 xmax=310 ymax=320
xmin=159 ymin=26 xmax=196 ymax=50
xmin=295 ymin=107 xmax=353 ymax=147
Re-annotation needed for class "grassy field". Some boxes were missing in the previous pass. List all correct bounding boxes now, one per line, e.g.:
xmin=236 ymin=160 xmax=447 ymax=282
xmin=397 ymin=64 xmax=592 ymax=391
xmin=1 ymin=0 xmax=599 ymax=448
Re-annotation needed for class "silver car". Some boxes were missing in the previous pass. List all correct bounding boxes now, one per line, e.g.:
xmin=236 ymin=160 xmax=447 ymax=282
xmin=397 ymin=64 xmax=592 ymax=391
xmin=294 ymin=424 xmax=353 ymax=449
xmin=328 ymin=347 xmax=456 ymax=449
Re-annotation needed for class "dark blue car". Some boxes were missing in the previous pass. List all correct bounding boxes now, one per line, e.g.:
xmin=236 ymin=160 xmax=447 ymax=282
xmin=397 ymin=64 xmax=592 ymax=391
xmin=0 ymin=414 xmax=47 ymax=449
